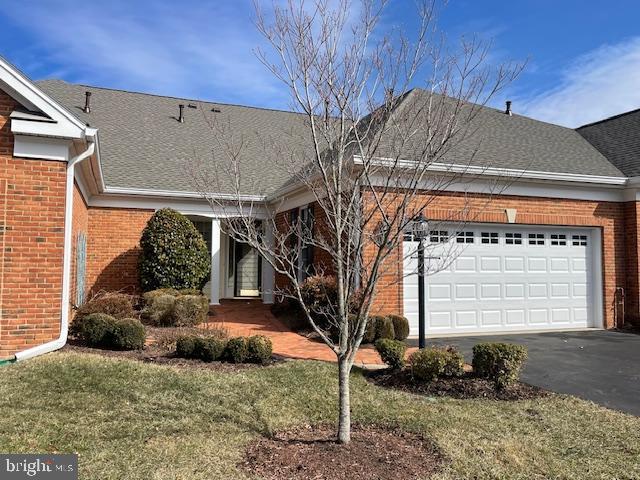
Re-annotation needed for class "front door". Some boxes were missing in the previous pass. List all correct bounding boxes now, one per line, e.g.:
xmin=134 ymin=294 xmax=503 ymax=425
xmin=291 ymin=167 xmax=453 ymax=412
xmin=233 ymin=240 xmax=261 ymax=297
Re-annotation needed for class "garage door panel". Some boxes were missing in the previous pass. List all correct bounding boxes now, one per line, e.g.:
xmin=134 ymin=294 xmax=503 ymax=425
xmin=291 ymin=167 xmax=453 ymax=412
xmin=403 ymin=224 xmax=596 ymax=336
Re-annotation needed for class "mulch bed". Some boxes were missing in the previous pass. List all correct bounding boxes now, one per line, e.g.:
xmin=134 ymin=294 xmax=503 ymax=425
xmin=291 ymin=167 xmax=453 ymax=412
xmin=367 ymin=368 xmax=548 ymax=401
xmin=63 ymin=327 xmax=283 ymax=372
xmin=241 ymin=424 xmax=446 ymax=480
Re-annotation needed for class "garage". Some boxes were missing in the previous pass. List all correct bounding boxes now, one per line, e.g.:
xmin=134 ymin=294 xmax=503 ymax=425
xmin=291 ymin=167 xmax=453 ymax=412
xmin=402 ymin=224 xmax=602 ymax=336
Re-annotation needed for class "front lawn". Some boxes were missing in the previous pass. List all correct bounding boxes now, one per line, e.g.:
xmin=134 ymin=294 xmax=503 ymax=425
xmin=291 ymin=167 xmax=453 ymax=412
xmin=1 ymin=352 xmax=638 ymax=479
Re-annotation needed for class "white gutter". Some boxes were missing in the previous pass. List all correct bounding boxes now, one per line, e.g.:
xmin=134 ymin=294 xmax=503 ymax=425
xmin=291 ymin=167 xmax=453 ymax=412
xmin=353 ymin=155 xmax=629 ymax=186
xmin=14 ymin=134 xmax=96 ymax=361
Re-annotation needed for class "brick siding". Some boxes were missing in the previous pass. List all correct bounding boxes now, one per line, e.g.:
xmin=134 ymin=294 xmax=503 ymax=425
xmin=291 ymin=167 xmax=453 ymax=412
xmin=85 ymin=207 xmax=154 ymax=295
xmin=0 ymin=91 xmax=67 ymax=358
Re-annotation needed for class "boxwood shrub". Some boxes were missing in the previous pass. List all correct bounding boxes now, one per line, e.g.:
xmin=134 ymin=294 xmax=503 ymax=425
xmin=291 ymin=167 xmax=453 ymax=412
xmin=374 ymin=338 xmax=406 ymax=370
xmin=139 ymin=208 xmax=211 ymax=292
xmin=373 ymin=315 xmax=395 ymax=341
xmin=110 ymin=318 xmax=146 ymax=350
xmin=224 ymin=337 xmax=248 ymax=363
xmin=246 ymin=335 xmax=273 ymax=364
xmin=409 ymin=348 xmax=448 ymax=381
xmin=141 ymin=289 xmax=209 ymax=327
xmin=387 ymin=314 xmax=410 ymax=341
xmin=73 ymin=293 xmax=136 ymax=325
xmin=472 ymin=342 xmax=528 ymax=390
xmin=72 ymin=313 xmax=145 ymax=350
xmin=194 ymin=337 xmax=226 ymax=362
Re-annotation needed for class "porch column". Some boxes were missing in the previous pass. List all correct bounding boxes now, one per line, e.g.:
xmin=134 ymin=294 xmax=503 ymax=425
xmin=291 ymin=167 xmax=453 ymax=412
xmin=261 ymin=221 xmax=275 ymax=304
xmin=210 ymin=218 xmax=221 ymax=305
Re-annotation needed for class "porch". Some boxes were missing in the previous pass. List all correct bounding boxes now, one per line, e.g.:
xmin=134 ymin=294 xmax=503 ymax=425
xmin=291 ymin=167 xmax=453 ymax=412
xmin=207 ymin=299 xmax=388 ymax=366
xmin=190 ymin=217 xmax=275 ymax=306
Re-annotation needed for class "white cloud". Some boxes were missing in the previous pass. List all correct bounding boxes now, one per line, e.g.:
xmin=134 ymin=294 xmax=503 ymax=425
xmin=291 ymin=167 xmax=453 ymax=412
xmin=0 ymin=0 xmax=288 ymax=107
xmin=516 ymin=37 xmax=640 ymax=127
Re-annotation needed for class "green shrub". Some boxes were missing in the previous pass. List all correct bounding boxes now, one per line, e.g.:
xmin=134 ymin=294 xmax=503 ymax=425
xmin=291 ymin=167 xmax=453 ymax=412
xmin=194 ymin=337 xmax=226 ymax=362
xmin=173 ymin=295 xmax=209 ymax=326
xmin=142 ymin=288 xmax=180 ymax=305
xmin=375 ymin=338 xmax=406 ymax=370
xmin=74 ymin=292 xmax=136 ymax=324
xmin=409 ymin=348 xmax=449 ymax=381
xmin=142 ymin=294 xmax=176 ymax=326
xmin=388 ymin=314 xmax=410 ymax=341
xmin=141 ymin=290 xmax=209 ymax=327
xmin=178 ymin=288 xmax=202 ymax=296
xmin=72 ymin=313 xmax=145 ymax=350
xmin=441 ymin=346 xmax=464 ymax=377
xmin=175 ymin=335 xmax=198 ymax=358
xmin=224 ymin=337 xmax=248 ymax=363
xmin=472 ymin=342 xmax=528 ymax=390
xmin=109 ymin=318 xmax=146 ymax=350
xmin=139 ymin=208 xmax=211 ymax=292
xmin=299 ymin=275 xmax=338 ymax=331
xmin=72 ymin=313 xmax=114 ymax=346
xmin=373 ymin=315 xmax=395 ymax=341
xmin=362 ymin=317 xmax=377 ymax=344
xmin=246 ymin=335 xmax=273 ymax=364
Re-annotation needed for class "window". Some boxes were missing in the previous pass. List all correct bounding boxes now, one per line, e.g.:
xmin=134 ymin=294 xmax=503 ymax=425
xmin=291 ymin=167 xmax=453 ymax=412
xmin=528 ymin=233 xmax=545 ymax=245
xmin=572 ymin=234 xmax=588 ymax=246
xmin=403 ymin=232 xmax=415 ymax=241
xmin=295 ymin=206 xmax=314 ymax=281
xmin=481 ymin=232 xmax=498 ymax=244
xmin=429 ymin=230 xmax=449 ymax=243
xmin=456 ymin=231 xmax=474 ymax=244
xmin=505 ymin=232 xmax=522 ymax=245
xmin=551 ymin=234 xmax=567 ymax=246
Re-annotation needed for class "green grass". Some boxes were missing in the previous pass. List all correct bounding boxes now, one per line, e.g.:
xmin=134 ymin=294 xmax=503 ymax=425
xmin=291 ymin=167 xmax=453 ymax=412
xmin=1 ymin=352 xmax=639 ymax=479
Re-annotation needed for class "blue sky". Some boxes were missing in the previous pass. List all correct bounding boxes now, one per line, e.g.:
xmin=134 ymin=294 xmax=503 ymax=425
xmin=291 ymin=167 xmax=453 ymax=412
xmin=1 ymin=0 xmax=639 ymax=127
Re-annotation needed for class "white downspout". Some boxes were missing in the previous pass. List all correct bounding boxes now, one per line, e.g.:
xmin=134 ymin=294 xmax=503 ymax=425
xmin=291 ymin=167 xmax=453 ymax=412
xmin=14 ymin=136 xmax=95 ymax=361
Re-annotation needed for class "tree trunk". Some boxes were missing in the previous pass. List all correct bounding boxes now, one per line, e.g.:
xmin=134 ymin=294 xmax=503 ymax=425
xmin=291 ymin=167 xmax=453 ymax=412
xmin=337 ymin=357 xmax=351 ymax=444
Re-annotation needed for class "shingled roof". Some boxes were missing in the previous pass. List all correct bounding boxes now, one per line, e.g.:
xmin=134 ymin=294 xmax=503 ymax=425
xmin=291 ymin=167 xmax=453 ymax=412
xmin=36 ymin=80 xmax=625 ymax=197
xmin=577 ymin=109 xmax=640 ymax=177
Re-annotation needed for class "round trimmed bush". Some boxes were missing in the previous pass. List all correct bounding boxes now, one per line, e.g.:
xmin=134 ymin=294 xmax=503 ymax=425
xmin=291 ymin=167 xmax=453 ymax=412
xmin=375 ymin=338 xmax=406 ymax=370
xmin=362 ymin=316 xmax=377 ymax=344
xmin=373 ymin=315 xmax=395 ymax=341
xmin=224 ymin=337 xmax=248 ymax=363
xmin=173 ymin=295 xmax=209 ymax=326
xmin=72 ymin=313 xmax=114 ymax=346
xmin=142 ymin=288 xmax=180 ymax=305
xmin=409 ymin=348 xmax=448 ymax=381
xmin=472 ymin=342 xmax=528 ymax=390
xmin=388 ymin=315 xmax=410 ymax=341
xmin=139 ymin=208 xmax=211 ymax=292
xmin=246 ymin=335 xmax=273 ymax=364
xmin=142 ymin=294 xmax=176 ymax=326
xmin=176 ymin=335 xmax=198 ymax=358
xmin=194 ymin=337 xmax=226 ymax=362
xmin=442 ymin=346 xmax=464 ymax=377
xmin=109 ymin=318 xmax=146 ymax=350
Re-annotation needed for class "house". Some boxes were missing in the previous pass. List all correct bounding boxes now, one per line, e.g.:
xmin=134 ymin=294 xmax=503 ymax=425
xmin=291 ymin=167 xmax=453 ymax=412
xmin=0 ymin=54 xmax=639 ymax=361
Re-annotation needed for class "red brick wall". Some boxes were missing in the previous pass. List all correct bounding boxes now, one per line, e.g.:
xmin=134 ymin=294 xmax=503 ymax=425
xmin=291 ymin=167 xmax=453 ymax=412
xmin=0 ymin=91 xmax=67 ymax=358
xmin=363 ymin=191 xmax=627 ymax=329
xmin=85 ymin=207 xmax=153 ymax=295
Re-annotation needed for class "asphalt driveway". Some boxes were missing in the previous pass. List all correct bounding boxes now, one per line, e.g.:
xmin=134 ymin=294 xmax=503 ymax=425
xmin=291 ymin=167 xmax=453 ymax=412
xmin=408 ymin=330 xmax=640 ymax=416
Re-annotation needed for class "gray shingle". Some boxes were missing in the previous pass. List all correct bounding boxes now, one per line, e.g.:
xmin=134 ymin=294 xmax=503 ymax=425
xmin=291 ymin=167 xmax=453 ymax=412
xmin=577 ymin=109 xmax=640 ymax=177
xmin=36 ymin=81 xmax=625 ymax=198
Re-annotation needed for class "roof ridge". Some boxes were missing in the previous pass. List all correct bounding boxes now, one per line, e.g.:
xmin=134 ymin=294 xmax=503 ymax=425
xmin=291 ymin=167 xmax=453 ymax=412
xmin=35 ymin=79 xmax=309 ymax=117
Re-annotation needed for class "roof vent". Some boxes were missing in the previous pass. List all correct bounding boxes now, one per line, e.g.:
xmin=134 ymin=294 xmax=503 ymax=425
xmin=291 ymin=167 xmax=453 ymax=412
xmin=83 ymin=91 xmax=92 ymax=114
xmin=505 ymin=100 xmax=512 ymax=116
xmin=211 ymin=107 xmax=221 ymax=113
xmin=178 ymin=104 xmax=185 ymax=123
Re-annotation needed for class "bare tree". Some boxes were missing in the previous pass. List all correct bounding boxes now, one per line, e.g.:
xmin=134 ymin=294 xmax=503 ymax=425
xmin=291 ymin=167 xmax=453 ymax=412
xmin=191 ymin=0 xmax=522 ymax=444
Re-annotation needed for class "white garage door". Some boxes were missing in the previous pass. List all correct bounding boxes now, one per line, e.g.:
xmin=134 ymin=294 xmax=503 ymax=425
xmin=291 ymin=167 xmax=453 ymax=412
xmin=403 ymin=224 xmax=600 ymax=336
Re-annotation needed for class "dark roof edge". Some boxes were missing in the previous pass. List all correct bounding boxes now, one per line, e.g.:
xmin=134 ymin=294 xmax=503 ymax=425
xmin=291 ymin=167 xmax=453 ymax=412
xmin=577 ymin=106 xmax=640 ymax=130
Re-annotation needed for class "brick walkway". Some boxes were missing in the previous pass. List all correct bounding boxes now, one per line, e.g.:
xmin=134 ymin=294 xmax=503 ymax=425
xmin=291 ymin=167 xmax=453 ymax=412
xmin=205 ymin=299 xmax=402 ymax=367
